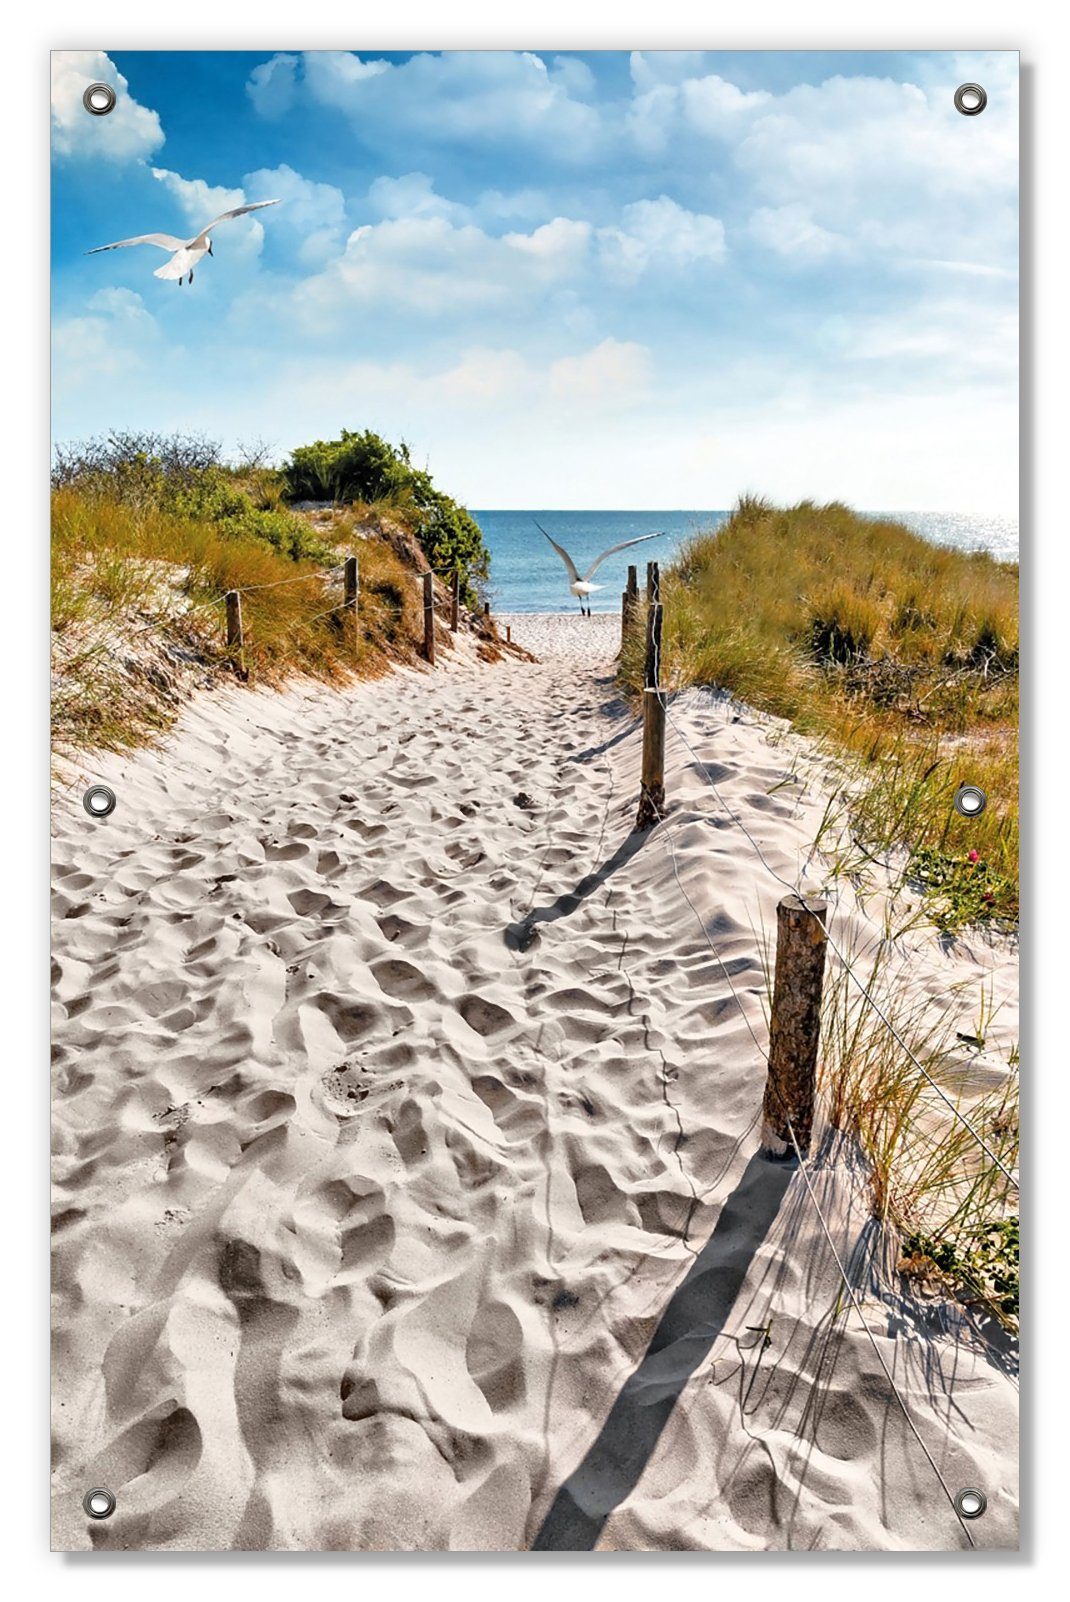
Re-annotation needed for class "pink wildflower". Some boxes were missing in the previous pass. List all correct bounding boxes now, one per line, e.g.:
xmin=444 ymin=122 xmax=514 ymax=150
xmin=967 ymin=849 xmax=980 ymax=864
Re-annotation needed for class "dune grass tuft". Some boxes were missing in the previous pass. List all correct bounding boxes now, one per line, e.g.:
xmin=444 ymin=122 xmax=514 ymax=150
xmin=624 ymin=497 xmax=1019 ymax=928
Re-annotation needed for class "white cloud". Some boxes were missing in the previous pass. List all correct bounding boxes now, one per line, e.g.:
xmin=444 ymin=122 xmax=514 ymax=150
xmin=150 ymin=168 xmax=265 ymax=262
xmin=628 ymin=68 xmax=770 ymax=156
xmin=746 ymin=203 xmax=844 ymax=262
xmin=253 ymin=50 xmax=602 ymax=161
xmin=598 ymin=197 xmax=726 ymax=281
xmin=292 ymin=214 xmax=592 ymax=324
xmin=273 ymin=338 xmax=651 ymax=420
xmin=246 ymin=53 xmax=298 ymax=120
xmin=51 ymin=50 xmax=163 ymax=163
xmin=367 ymin=172 xmax=467 ymax=223
xmin=549 ymin=338 xmax=652 ymax=400
xmin=243 ymin=163 xmax=347 ymax=266
xmin=367 ymin=172 xmax=552 ymax=232
xmin=625 ymin=56 xmax=1018 ymax=269
xmin=52 ymin=289 xmax=158 ymax=388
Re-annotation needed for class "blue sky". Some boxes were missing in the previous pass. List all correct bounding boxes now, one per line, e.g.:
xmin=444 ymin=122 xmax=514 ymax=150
xmin=51 ymin=49 xmax=1018 ymax=511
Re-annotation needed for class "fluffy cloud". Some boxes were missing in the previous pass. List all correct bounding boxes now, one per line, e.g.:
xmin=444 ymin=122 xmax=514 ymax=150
xmin=243 ymin=163 xmax=347 ymax=265
xmin=367 ymin=172 xmax=467 ymax=224
xmin=745 ymin=203 xmax=844 ymax=263
xmin=598 ymin=197 xmax=726 ymax=281
xmin=276 ymin=337 xmax=651 ymax=417
xmin=549 ymin=338 xmax=652 ymax=400
xmin=51 ymin=50 xmax=163 ymax=162
xmin=52 ymin=288 xmax=158 ymax=387
xmin=246 ymin=53 xmax=298 ymax=120
xmin=292 ymin=214 xmax=593 ymax=324
xmin=368 ymin=172 xmax=551 ymax=231
xmin=150 ymin=168 xmax=265 ymax=262
xmin=627 ymin=57 xmax=1018 ymax=269
xmin=251 ymin=50 xmax=602 ymax=161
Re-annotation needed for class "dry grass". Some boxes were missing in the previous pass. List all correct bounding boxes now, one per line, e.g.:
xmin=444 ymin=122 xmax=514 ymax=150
xmin=813 ymin=919 xmax=1019 ymax=1330
xmin=623 ymin=497 xmax=1018 ymax=927
xmin=51 ymin=486 xmax=432 ymax=762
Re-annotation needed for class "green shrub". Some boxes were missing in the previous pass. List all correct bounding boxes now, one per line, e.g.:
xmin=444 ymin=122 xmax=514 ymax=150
xmin=281 ymin=428 xmax=489 ymax=602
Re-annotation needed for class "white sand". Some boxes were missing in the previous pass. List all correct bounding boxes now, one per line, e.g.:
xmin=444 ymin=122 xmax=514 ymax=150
xmin=51 ymin=613 xmax=1017 ymax=1551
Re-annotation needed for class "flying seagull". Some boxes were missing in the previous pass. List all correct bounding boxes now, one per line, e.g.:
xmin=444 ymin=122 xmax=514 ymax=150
xmin=535 ymin=521 xmax=663 ymax=616
xmin=87 ymin=199 xmax=280 ymax=287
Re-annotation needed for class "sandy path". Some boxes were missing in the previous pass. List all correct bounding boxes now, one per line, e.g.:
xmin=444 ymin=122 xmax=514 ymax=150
xmin=51 ymin=614 xmax=1017 ymax=1551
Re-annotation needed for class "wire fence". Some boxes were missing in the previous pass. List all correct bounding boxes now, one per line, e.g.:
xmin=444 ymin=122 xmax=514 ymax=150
xmin=51 ymin=558 xmax=497 ymax=681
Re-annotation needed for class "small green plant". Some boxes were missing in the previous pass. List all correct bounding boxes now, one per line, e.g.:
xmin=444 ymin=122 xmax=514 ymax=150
xmin=901 ymin=1216 xmax=1018 ymax=1321
xmin=909 ymin=845 xmax=1017 ymax=932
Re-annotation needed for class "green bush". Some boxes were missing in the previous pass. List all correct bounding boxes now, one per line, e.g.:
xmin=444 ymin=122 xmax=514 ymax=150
xmin=281 ymin=429 xmax=489 ymax=602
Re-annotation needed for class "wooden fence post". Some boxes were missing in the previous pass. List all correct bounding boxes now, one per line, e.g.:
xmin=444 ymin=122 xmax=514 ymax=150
xmin=506 ymin=624 xmax=512 ymax=643
xmin=225 ymin=590 xmax=245 ymax=677
xmin=621 ymin=563 xmax=639 ymax=648
xmin=423 ymin=571 xmax=436 ymax=665
xmin=484 ymin=601 xmax=491 ymax=619
xmin=760 ymin=894 xmax=828 ymax=1158
xmin=644 ymin=598 xmax=663 ymax=690
xmin=646 ymin=561 xmax=660 ymax=605
xmin=450 ymin=569 xmax=460 ymax=632
xmin=344 ymin=555 xmax=359 ymax=617
xmin=636 ymin=688 xmax=666 ymax=830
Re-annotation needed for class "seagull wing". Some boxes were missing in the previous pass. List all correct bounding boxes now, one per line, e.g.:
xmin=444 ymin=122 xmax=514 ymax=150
xmin=534 ymin=521 xmax=581 ymax=586
xmin=86 ymin=233 xmax=186 ymax=255
xmin=582 ymin=531 xmax=663 ymax=582
xmin=199 ymin=199 xmax=280 ymax=236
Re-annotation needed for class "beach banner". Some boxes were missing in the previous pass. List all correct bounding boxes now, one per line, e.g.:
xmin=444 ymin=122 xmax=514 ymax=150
xmin=51 ymin=51 xmax=1019 ymax=1552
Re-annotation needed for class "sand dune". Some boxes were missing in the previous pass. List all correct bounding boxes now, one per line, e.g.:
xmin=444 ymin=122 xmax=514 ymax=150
xmin=51 ymin=612 xmax=1017 ymax=1551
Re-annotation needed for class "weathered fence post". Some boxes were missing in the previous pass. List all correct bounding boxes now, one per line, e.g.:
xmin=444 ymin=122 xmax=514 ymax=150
xmin=646 ymin=560 xmax=660 ymax=605
xmin=225 ymin=590 xmax=245 ymax=677
xmin=644 ymin=597 xmax=663 ymax=690
xmin=450 ymin=569 xmax=460 ymax=632
xmin=344 ymin=555 xmax=359 ymax=617
xmin=484 ymin=601 xmax=491 ymax=619
xmin=422 ymin=571 xmax=436 ymax=666
xmin=636 ymin=687 xmax=666 ymax=829
xmin=506 ymin=624 xmax=512 ymax=643
xmin=760 ymin=894 xmax=829 ymax=1158
xmin=621 ymin=564 xmax=639 ymax=648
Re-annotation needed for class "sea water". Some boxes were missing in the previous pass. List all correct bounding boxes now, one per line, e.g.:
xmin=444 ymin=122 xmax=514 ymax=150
xmin=473 ymin=509 xmax=1020 ymax=613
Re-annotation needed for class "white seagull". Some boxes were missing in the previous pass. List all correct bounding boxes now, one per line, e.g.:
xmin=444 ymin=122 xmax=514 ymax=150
xmin=87 ymin=199 xmax=280 ymax=286
xmin=535 ymin=521 xmax=663 ymax=616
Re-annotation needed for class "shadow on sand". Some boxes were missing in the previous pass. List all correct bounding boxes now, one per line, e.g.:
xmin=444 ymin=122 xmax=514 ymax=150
xmin=532 ymin=1150 xmax=794 ymax=1550
xmin=504 ymin=828 xmax=650 ymax=951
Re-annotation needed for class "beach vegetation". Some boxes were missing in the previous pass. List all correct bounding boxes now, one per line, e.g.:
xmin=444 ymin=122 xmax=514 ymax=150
xmin=281 ymin=428 xmax=489 ymax=603
xmin=810 ymin=921 xmax=1020 ymax=1332
xmin=624 ymin=497 xmax=1019 ymax=927
xmin=51 ymin=431 xmax=486 ymax=763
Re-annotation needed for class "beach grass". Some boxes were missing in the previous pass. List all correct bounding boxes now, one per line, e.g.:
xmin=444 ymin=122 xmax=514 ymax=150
xmin=52 ymin=484 xmax=424 ymax=761
xmin=623 ymin=496 xmax=1019 ymax=929
xmin=814 ymin=922 xmax=1019 ymax=1329
xmin=50 ymin=431 xmax=499 ymax=764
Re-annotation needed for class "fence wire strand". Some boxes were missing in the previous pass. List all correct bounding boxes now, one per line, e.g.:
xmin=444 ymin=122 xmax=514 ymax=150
xmin=658 ymin=689 xmax=1017 ymax=1188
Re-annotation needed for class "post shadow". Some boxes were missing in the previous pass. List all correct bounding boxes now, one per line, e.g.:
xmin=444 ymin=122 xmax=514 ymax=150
xmin=504 ymin=828 xmax=650 ymax=951
xmin=532 ymin=1150 xmax=794 ymax=1551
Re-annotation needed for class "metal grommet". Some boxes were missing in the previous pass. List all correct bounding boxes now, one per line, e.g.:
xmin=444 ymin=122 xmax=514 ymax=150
xmin=82 ymin=82 xmax=116 ymax=116
xmin=954 ymin=784 xmax=987 ymax=818
xmin=954 ymin=83 xmax=987 ymax=116
xmin=954 ymin=1487 xmax=987 ymax=1520
xmin=83 ymin=1487 xmax=116 ymax=1520
xmin=82 ymin=784 xmax=117 ymax=819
